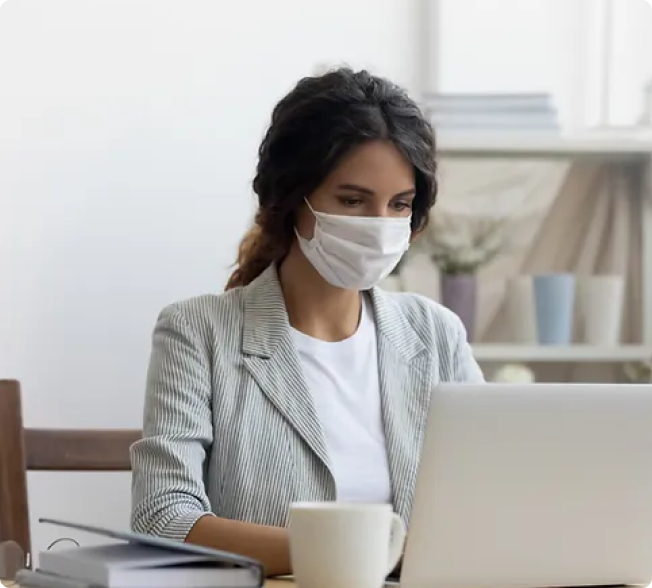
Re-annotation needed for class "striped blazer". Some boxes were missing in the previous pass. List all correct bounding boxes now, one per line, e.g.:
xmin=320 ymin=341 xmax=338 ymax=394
xmin=130 ymin=264 xmax=484 ymax=541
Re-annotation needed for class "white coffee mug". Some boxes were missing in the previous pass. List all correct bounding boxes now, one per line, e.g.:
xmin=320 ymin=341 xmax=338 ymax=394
xmin=289 ymin=502 xmax=406 ymax=588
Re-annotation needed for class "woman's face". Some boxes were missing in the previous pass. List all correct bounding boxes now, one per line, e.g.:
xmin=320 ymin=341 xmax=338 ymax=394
xmin=296 ymin=140 xmax=415 ymax=240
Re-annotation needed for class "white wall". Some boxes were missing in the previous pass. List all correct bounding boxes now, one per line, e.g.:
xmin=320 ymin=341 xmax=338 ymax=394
xmin=437 ymin=0 xmax=652 ymax=129
xmin=606 ymin=0 xmax=652 ymax=125
xmin=439 ymin=0 xmax=576 ymax=102
xmin=0 ymin=0 xmax=420 ymax=553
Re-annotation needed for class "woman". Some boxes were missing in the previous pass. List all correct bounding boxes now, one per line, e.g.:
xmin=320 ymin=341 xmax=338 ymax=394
xmin=130 ymin=67 xmax=484 ymax=576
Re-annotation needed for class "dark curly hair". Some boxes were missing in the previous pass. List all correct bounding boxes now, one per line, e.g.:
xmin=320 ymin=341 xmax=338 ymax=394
xmin=225 ymin=67 xmax=438 ymax=290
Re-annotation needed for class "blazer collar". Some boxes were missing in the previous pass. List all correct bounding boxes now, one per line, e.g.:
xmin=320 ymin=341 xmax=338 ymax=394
xmin=241 ymin=264 xmax=433 ymax=522
xmin=242 ymin=264 xmax=289 ymax=359
xmin=242 ymin=264 xmax=426 ymax=363
xmin=368 ymin=287 xmax=426 ymax=362
xmin=241 ymin=264 xmax=334 ymax=489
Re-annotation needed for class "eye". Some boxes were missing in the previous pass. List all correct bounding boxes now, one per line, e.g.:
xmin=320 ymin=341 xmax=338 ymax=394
xmin=392 ymin=201 xmax=412 ymax=211
xmin=339 ymin=197 xmax=364 ymax=207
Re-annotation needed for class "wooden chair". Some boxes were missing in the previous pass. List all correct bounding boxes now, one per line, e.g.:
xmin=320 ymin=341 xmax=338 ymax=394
xmin=0 ymin=379 xmax=142 ymax=562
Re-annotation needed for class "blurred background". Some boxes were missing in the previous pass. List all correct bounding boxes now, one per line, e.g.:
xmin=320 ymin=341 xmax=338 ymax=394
xmin=1 ymin=0 xmax=652 ymax=554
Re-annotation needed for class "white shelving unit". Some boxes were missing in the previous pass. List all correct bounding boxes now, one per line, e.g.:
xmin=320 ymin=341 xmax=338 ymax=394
xmin=472 ymin=345 xmax=652 ymax=364
xmin=438 ymin=132 xmax=652 ymax=365
xmin=438 ymin=132 xmax=652 ymax=161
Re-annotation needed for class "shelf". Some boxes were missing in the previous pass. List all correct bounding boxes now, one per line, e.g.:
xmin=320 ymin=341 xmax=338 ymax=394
xmin=437 ymin=132 xmax=652 ymax=161
xmin=472 ymin=345 xmax=652 ymax=363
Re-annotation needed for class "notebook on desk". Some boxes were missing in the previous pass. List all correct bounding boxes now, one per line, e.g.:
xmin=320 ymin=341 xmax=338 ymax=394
xmin=17 ymin=518 xmax=264 ymax=588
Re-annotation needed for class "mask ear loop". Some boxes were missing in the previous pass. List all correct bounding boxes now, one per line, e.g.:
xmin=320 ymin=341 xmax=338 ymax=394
xmin=296 ymin=198 xmax=319 ymax=245
xmin=303 ymin=197 xmax=318 ymax=217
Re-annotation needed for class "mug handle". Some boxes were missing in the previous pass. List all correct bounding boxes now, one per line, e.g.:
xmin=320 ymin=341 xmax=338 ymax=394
xmin=386 ymin=513 xmax=407 ymax=576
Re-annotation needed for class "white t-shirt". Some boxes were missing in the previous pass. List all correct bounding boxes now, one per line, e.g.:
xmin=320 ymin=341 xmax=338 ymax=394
xmin=291 ymin=295 xmax=392 ymax=504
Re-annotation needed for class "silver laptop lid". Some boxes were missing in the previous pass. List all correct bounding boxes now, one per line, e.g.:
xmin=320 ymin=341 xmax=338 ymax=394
xmin=401 ymin=383 xmax=652 ymax=588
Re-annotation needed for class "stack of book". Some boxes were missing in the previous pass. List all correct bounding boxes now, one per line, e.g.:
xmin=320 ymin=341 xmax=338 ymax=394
xmin=424 ymin=93 xmax=560 ymax=134
xmin=15 ymin=519 xmax=264 ymax=588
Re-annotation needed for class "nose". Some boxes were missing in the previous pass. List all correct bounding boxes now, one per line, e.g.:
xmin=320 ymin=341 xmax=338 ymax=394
xmin=369 ymin=201 xmax=391 ymax=218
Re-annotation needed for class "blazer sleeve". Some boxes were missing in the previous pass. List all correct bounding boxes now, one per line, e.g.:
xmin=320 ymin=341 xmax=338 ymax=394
xmin=130 ymin=304 xmax=215 ymax=540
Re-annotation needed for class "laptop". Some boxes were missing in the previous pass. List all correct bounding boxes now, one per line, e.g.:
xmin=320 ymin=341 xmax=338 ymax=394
xmin=399 ymin=383 xmax=652 ymax=588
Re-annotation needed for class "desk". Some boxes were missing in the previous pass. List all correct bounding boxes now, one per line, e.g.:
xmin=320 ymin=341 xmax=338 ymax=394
xmin=0 ymin=578 xmax=645 ymax=588
xmin=8 ymin=581 xmax=297 ymax=588
xmin=266 ymin=579 xmax=295 ymax=588
xmin=9 ymin=583 xmax=296 ymax=588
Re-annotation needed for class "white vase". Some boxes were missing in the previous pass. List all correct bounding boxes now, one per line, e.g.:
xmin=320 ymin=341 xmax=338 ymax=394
xmin=579 ymin=275 xmax=624 ymax=346
xmin=505 ymin=276 xmax=537 ymax=344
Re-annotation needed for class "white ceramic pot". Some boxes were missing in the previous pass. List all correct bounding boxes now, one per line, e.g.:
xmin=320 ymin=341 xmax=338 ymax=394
xmin=505 ymin=276 xmax=537 ymax=344
xmin=579 ymin=275 xmax=624 ymax=345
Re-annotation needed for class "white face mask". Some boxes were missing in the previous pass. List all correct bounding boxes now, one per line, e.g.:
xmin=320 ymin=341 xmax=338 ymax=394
xmin=296 ymin=200 xmax=412 ymax=290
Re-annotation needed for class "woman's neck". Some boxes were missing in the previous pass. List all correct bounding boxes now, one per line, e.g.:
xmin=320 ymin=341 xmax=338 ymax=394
xmin=279 ymin=246 xmax=362 ymax=342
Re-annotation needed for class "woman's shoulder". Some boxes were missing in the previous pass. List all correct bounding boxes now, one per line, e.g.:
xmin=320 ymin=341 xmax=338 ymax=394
xmin=378 ymin=290 xmax=483 ymax=382
xmin=379 ymin=290 xmax=467 ymax=348
xmin=154 ymin=287 xmax=246 ymax=340
xmin=382 ymin=290 xmax=463 ymax=327
xmin=165 ymin=287 xmax=243 ymax=315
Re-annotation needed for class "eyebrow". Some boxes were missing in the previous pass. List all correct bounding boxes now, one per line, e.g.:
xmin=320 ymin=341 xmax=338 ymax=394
xmin=337 ymin=183 xmax=416 ymax=198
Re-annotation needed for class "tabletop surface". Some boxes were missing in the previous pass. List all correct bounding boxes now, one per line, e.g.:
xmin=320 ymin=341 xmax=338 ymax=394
xmin=0 ymin=578 xmax=294 ymax=588
xmin=10 ymin=579 xmax=645 ymax=588
xmin=266 ymin=579 xmax=294 ymax=588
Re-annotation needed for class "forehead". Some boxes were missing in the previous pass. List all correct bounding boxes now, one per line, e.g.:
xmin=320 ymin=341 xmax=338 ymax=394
xmin=321 ymin=141 xmax=414 ymax=190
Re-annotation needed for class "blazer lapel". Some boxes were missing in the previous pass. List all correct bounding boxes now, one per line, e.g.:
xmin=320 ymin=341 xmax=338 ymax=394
xmin=370 ymin=288 xmax=437 ymax=524
xmin=241 ymin=266 xmax=332 ymax=474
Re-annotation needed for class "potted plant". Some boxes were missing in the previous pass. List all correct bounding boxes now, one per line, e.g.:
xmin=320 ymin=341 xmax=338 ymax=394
xmin=623 ymin=359 xmax=652 ymax=383
xmin=421 ymin=209 xmax=509 ymax=341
